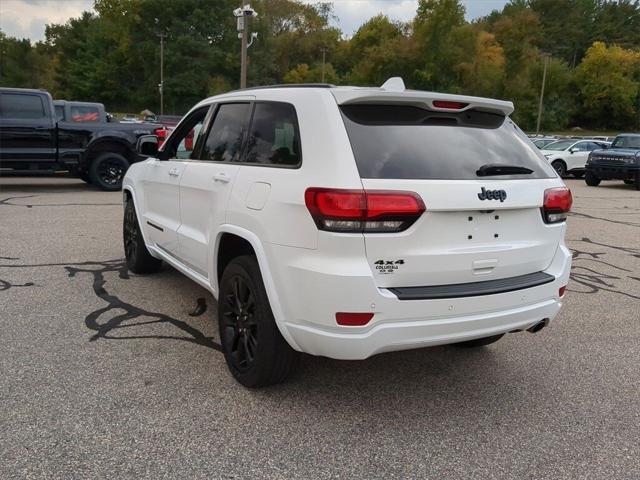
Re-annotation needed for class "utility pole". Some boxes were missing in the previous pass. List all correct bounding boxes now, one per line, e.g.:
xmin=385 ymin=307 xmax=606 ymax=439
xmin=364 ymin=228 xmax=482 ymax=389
xmin=234 ymin=4 xmax=257 ymax=89
xmin=536 ymin=54 xmax=549 ymax=135
xmin=158 ymin=33 xmax=167 ymax=116
xmin=240 ymin=17 xmax=248 ymax=89
xmin=321 ymin=48 xmax=328 ymax=83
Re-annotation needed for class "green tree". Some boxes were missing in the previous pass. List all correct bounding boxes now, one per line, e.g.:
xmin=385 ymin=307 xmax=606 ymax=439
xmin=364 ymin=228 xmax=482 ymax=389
xmin=529 ymin=0 xmax=597 ymax=66
xmin=412 ymin=0 xmax=466 ymax=90
xmin=575 ymin=41 xmax=640 ymax=129
xmin=454 ymin=29 xmax=506 ymax=98
xmin=0 ymin=31 xmax=53 ymax=89
xmin=336 ymin=15 xmax=413 ymax=86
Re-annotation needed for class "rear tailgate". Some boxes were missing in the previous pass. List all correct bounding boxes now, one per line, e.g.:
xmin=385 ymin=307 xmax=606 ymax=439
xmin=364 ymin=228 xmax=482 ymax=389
xmin=360 ymin=178 xmax=564 ymax=288
xmin=338 ymin=101 xmax=564 ymax=289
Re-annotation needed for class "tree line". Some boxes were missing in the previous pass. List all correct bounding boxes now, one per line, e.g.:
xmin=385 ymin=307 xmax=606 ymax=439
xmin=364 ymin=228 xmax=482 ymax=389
xmin=1 ymin=0 xmax=640 ymax=131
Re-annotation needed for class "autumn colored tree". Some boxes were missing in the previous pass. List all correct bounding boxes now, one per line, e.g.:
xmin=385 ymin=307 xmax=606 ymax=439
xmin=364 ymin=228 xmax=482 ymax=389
xmin=575 ymin=42 xmax=640 ymax=129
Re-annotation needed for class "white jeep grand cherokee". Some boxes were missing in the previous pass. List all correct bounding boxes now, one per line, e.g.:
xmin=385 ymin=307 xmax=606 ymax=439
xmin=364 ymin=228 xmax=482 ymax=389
xmin=123 ymin=79 xmax=572 ymax=387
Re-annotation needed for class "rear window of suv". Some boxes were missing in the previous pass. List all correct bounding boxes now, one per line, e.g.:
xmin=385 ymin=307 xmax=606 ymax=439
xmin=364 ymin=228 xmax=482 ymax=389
xmin=340 ymin=104 xmax=554 ymax=180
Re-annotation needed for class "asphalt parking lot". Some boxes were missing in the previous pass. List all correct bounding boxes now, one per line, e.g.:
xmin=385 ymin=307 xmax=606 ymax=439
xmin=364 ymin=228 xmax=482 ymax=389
xmin=1 ymin=176 xmax=639 ymax=479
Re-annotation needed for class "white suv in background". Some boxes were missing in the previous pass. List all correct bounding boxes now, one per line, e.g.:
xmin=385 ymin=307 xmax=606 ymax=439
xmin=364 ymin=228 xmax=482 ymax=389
xmin=123 ymin=79 xmax=572 ymax=387
xmin=541 ymin=138 xmax=611 ymax=177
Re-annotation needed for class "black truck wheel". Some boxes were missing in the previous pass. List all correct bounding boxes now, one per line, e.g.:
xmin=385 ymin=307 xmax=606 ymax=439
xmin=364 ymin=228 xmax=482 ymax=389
xmin=635 ymin=174 xmax=640 ymax=191
xmin=89 ymin=152 xmax=130 ymax=191
xmin=585 ymin=171 xmax=601 ymax=186
xmin=218 ymin=255 xmax=299 ymax=388
xmin=123 ymin=200 xmax=162 ymax=274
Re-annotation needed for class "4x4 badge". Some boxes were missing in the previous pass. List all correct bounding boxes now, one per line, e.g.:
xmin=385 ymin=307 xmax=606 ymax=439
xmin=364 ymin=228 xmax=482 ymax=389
xmin=478 ymin=187 xmax=507 ymax=202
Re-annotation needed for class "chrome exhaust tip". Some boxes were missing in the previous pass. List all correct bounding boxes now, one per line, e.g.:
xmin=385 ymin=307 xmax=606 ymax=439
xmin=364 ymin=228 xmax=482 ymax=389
xmin=527 ymin=318 xmax=549 ymax=334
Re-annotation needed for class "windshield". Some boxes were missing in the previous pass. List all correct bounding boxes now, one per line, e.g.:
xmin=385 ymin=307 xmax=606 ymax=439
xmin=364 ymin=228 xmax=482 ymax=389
xmin=611 ymin=136 xmax=640 ymax=149
xmin=543 ymin=139 xmax=575 ymax=151
xmin=340 ymin=104 xmax=554 ymax=180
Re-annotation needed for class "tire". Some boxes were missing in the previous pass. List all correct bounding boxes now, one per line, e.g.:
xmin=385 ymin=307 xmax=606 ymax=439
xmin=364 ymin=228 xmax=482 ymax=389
xmin=454 ymin=334 xmax=504 ymax=348
xmin=585 ymin=171 xmax=601 ymax=186
xmin=551 ymin=160 xmax=567 ymax=178
xmin=123 ymin=200 xmax=162 ymax=274
xmin=218 ymin=255 xmax=299 ymax=388
xmin=623 ymin=179 xmax=634 ymax=185
xmin=89 ymin=152 xmax=130 ymax=191
xmin=635 ymin=174 xmax=640 ymax=191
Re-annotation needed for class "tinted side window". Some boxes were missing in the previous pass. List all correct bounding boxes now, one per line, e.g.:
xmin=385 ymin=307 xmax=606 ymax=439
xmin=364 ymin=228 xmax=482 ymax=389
xmin=573 ymin=142 xmax=589 ymax=151
xmin=202 ymin=103 xmax=251 ymax=162
xmin=0 ymin=93 xmax=46 ymax=119
xmin=70 ymin=105 xmax=100 ymax=122
xmin=55 ymin=105 xmax=65 ymax=121
xmin=244 ymin=102 xmax=301 ymax=166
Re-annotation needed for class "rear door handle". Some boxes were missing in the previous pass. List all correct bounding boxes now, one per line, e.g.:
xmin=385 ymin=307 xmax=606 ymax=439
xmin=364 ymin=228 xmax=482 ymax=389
xmin=168 ymin=167 xmax=180 ymax=177
xmin=213 ymin=173 xmax=231 ymax=183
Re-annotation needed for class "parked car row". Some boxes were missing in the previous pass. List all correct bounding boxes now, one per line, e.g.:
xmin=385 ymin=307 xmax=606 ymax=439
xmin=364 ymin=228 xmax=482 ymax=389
xmin=528 ymin=133 xmax=639 ymax=189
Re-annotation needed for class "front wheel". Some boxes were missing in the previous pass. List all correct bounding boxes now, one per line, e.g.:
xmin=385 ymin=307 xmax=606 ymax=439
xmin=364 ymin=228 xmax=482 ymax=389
xmin=585 ymin=171 xmax=601 ymax=186
xmin=551 ymin=160 xmax=567 ymax=177
xmin=123 ymin=200 xmax=162 ymax=274
xmin=454 ymin=334 xmax=504 ymax=348
xmin=218 ymin=255 xmax=299 ymax=388
xmin=89 ymin=152 xmax=130 ymax=191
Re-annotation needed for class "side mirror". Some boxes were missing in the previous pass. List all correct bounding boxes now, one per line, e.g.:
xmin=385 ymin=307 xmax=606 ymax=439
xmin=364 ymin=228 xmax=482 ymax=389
xmin=137 ymin=135 xmax=159 ymax=157
xmin=569 ymin=147 xmax=577 ymax=154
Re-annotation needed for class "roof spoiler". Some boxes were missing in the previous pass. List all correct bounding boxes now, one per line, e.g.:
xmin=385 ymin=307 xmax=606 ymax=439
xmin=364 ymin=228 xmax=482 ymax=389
xmin=332 ymin=77 xmax=514 ymax=116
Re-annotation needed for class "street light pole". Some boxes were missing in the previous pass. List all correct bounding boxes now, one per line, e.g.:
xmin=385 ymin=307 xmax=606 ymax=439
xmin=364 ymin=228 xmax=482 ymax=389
xmin=240 ymin=18 xmax=248 ymax=89
xmin=321 ymin=48 xmax=327 ymax=83
xmin=158 ymin=33 xmax=167 ymax=116
xmin=536 ymin=54 xmax=549 ymax=135
xmin=235 ymin=4 xmax=257 ymax=89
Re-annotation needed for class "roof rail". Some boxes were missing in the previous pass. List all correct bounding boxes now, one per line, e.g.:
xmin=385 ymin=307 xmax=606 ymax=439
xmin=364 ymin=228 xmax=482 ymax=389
xmin=237 ymin=83 xmax=336 ymax=92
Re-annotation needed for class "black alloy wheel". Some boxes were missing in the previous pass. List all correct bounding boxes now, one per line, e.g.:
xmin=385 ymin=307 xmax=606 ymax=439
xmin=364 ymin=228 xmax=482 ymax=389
xmin=90 ymin=153 xmax=130 ymax=191
xmin=218 ymin=255 xmax=299 ymax=387
xmin=97 ymin=158 xmax=126 ymax=186
xmin=123 ymin=200 xmax=162 ymax=274
xmin=123 ymin=201 xmax=139 ymax=263
xmin=220 ymin=275 xmax=259 ymax=372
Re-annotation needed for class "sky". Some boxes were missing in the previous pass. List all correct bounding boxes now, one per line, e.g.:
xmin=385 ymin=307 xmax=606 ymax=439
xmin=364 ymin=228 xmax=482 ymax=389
xmin=0 ymin=0 xmax=509 ymax=42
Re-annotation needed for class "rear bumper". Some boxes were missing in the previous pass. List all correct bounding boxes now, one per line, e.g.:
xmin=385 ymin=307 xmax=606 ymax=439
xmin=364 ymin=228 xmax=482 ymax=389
xmin=269 ymin=243 xmax=571 ymax=360
xmin=286 ymin=298 xmax=561 ymax=359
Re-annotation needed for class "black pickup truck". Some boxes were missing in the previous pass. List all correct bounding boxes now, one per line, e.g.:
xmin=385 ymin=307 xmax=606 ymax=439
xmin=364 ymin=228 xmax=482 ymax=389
xmin=585 ymin=134 xmax=640 ymax=190
xmin=0 ymin=88 xmax=160 ymax=190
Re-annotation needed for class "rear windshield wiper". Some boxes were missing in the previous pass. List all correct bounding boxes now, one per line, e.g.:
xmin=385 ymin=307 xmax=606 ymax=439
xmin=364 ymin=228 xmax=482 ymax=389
xmin=476 ymin=164 xmax=534 ymax=176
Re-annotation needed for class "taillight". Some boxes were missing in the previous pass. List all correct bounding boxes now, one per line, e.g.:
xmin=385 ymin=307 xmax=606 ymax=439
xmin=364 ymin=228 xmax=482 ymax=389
xmin=559 ymin=286 xmax=567 ymax=298
xmin=542 ymin=187 xmax=572 ymax=224
xmin=154 ymin=127 xmax=167 ymax=147
xmin=305 ymin=188 xmax=425 ymax=233
xmin=432 ymin=100 xmax=468 ymax=110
